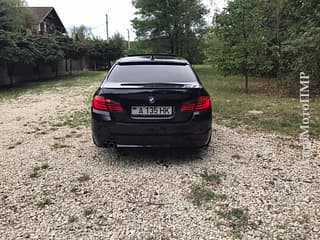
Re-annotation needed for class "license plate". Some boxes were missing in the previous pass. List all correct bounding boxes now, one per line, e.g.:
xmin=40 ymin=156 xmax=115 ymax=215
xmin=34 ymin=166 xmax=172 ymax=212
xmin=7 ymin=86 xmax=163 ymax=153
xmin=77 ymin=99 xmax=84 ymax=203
xmin=131 ymin=106 xmax=173 ymax=116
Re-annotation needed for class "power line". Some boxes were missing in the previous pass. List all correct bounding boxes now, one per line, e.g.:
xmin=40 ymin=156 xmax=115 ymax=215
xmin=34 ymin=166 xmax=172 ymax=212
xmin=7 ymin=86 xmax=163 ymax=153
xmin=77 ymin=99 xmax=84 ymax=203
xmin=91 ymin=23 xmax=105 ymax=30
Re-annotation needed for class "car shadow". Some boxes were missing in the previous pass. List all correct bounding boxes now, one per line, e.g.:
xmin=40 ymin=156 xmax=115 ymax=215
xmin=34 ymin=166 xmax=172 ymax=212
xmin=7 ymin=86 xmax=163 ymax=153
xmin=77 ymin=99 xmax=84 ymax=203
xmin=95 ymin=146 xmax=214 ymax=168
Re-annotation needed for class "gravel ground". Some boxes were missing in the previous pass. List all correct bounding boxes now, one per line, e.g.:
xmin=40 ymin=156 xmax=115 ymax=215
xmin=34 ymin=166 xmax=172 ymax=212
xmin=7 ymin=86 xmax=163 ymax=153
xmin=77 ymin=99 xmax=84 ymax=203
xmin=0 ymin=84 xmax=319 ymax=240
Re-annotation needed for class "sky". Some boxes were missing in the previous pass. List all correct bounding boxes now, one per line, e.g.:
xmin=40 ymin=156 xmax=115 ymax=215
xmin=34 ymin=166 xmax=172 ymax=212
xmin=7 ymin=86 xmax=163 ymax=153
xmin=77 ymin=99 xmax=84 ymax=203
xmin=26 ymin=0 xmax=226 ymax=40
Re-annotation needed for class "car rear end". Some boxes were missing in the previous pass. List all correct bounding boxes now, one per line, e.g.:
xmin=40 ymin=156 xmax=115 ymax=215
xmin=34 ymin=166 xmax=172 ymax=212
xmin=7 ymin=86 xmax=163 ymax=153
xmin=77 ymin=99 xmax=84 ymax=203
xmin=91 ymin=56 xmax=212 ymax=148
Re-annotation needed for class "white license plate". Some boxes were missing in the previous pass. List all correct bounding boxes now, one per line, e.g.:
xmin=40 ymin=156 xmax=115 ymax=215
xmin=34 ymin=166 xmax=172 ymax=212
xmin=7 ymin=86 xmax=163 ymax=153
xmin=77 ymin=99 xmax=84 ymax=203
xmin=131 ymin=106 xmax=173 ymax=116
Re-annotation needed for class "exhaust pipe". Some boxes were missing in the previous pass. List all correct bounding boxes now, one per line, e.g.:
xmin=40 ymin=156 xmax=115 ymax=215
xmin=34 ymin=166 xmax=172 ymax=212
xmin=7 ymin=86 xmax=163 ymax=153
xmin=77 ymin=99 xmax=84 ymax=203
xmin=107 ymin=142 xmax=116 ymax=149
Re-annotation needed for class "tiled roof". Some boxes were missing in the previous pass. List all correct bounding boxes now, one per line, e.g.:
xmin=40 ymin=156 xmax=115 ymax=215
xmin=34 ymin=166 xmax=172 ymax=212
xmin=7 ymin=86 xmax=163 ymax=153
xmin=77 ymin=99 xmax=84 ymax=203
xmin=28 ymin=7 xmax=53 ymax=24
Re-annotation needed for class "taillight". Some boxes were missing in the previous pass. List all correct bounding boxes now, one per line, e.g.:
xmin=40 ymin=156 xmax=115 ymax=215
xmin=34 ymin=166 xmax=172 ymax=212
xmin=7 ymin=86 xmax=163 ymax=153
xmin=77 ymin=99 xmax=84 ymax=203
xmin=92 ymin=96 xmax=108 ymax=111
xmin=180 ymin=100 xmax=197 ymax=112
xmin=180 ymin=96 xmax=211 ymax=112
xmin=92 ymin=96 xmax=123 ymax=112
xmin=195 ymin=96 xmax=211 ymax=111
xmin=105 ymin=99 xmax=123 ymax=112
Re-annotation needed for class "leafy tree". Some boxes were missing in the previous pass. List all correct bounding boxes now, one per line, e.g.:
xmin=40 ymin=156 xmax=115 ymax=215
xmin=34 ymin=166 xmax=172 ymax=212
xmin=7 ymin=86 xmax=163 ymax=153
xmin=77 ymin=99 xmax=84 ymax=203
xmin=84 ymin=35 xmax=123 ymax=70
xmin=70 ymin=25 xmax=92 ymax=41
xmin=0 ymin=31 xmax=36 ymax=85
xmin=31 ymin=34 xmax=64 ymax=78
xmin=212 ymin=0 xmax=267 ymax=93
xmin=132 ymin=0 xmax=208 ymax=62
xmin=284 ymin=0 xmax=320 ymax=87
xmin=110 ymin=32 xmax=126 ymax=51
xmin=0 ymin=0 xmax=13 ymax=31
xmin=0 ymin=0 xmax=35 ymax=32
xmin=125 ymin=40 xmax=153 ymax=55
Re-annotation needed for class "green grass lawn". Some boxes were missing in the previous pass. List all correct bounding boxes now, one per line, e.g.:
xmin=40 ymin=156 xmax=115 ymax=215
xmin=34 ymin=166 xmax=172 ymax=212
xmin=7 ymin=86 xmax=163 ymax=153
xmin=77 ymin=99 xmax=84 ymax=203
xmin=194 ymin=65 xmax=320 ymax=138
xmin=1 ymin=67 xmax=318 ymax=138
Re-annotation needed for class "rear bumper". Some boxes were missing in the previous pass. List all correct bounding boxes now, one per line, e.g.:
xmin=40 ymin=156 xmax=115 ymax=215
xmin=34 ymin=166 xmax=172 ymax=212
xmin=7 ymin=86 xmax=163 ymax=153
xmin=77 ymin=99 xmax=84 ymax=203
xmin=92 ymin=110 xmax=212 ymax=148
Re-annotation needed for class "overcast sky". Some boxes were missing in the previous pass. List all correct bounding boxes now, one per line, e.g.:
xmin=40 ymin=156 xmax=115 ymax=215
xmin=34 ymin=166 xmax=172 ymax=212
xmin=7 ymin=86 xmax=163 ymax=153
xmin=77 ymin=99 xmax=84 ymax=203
xmin=26 ymin=0 xmax=226 ymax=40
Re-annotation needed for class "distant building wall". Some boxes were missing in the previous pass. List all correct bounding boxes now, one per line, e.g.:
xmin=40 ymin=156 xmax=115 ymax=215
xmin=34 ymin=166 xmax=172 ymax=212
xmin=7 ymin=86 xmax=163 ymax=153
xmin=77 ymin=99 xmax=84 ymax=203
xmin=0 ymin=64 xmax=9 ymax=86
xmin=0 ymin=58 xmax=90 ymax=87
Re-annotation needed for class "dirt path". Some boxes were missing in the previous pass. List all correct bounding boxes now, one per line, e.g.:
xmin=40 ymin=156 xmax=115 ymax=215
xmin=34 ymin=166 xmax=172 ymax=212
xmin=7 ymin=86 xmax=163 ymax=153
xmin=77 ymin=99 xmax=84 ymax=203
xmin=0 ymin=84 xmax=319 ymax=240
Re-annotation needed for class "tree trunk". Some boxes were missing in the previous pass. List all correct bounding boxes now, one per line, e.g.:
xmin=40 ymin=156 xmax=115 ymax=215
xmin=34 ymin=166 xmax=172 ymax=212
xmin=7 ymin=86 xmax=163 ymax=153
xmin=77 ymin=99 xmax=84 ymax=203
xmin=245 ymin=72 xmax=248 ymax=94
xmin=65 ymin=58 xmax=68 ymax=72
xmin=55 ymin=63 xmax=58 ymax=78
xmin=276 ymin=0 xmax=281 ymax=94
xmin=70 ymin=59 xmax=73 ymax=75
xmin=7 ymin=63 xmax=13 ymax=86
xmin=94 ymin=61 xmax=97 ymax=71
xmin=37 ymin=64 xmax=41 ymax=81
xmin=170 ymin=36 xmax=174 ymax=54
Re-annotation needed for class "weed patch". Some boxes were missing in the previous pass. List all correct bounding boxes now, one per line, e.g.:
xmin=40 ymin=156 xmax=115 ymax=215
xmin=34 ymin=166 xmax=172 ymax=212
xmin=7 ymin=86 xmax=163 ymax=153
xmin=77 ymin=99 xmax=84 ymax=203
xmin=189 ymin=184 xmax=227 ymax=206
xmin=51 ymin=143 xmax=70 ymax=149
xmin=37 ymin=198 xmax=53 ymax=209
xmin=217 ymin=208 xmax=254 ymax=238
xmin=200 ymin=170 xmax=224 ymax=184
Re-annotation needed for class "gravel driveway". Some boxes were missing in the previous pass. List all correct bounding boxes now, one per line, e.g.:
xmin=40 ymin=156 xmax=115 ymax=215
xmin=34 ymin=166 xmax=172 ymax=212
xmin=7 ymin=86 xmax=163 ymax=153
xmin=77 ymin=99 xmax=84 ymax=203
xmin=0 ymin=83 xmax=319 ymax=240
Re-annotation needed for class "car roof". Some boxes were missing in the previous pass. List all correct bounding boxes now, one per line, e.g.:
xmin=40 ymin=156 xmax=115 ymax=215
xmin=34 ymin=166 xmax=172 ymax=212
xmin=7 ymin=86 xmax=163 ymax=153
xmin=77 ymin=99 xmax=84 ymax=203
xmin=116 ymin=55 xmax=190 ymax=66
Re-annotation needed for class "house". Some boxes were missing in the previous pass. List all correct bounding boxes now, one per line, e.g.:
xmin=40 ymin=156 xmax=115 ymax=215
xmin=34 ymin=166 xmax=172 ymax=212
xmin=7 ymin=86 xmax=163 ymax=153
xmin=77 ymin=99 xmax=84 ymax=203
xmin=28 ymin=7 xmax=66 ymax=34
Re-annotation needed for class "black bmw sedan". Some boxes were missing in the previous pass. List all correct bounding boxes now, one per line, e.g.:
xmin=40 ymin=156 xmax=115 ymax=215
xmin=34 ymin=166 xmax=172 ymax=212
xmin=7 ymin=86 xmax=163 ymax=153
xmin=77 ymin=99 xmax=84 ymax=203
xmin=91 ymin=55 xmax=212 ymax=148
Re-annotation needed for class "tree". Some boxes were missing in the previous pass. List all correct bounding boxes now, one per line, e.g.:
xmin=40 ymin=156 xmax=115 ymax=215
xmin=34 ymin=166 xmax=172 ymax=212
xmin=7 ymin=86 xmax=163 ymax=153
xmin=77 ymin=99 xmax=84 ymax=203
xmin=0 ymin=31 xmax=36 ymax=85
xmin=70 ymin=25 xmax=92 ymax=41
xmin=212 ymin=0 xmax=267 ymax=93
xmin=110 ymin=32 xmax=126 ymax=51
xmin=85 ymin=38 xmax=123 ymax=70
xmin=0 ymin=0 xmax=13 ymax=31
xmin=0 ymin=0 xmax=35 ymax=32
xmin=131 ymin=0 xmax=208 ymax=63
xmin=31 ymin=34 xmax=64 ymax=78
xmin=283 ymin=0 xmax=320 ymax=88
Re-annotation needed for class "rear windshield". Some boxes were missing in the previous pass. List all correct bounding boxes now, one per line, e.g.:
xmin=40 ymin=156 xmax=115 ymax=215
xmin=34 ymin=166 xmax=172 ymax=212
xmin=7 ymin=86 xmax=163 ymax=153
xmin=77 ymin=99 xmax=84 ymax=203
xmin=106 ymin=64 xmax=198 ymax=83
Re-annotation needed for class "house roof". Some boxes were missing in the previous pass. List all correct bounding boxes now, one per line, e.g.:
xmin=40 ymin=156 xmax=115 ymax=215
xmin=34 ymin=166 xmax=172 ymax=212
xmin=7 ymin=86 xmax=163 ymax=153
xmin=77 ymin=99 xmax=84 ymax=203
xmin=28 ymin=7 xmax=66 ymax=33
xmin=28 ymin=7 xmax=53 ymax=23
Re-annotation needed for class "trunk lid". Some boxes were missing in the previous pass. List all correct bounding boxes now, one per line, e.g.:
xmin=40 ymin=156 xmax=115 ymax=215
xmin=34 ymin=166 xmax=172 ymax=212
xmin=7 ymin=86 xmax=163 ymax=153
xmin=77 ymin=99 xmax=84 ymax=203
xmin=99 ymin=86 xmax=201 ymax=123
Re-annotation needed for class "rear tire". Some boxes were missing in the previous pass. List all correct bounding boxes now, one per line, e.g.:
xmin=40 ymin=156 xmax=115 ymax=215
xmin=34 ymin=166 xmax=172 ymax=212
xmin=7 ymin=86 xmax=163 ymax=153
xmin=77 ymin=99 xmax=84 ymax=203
xmin=92 ymin=135 xmax=104 ymax=147
xmin=202 ymin=131 xmax=212 ymax=148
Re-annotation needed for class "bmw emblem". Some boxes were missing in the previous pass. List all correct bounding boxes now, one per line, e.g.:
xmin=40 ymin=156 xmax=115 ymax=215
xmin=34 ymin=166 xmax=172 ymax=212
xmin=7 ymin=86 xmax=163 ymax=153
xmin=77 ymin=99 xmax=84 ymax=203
xmin=148 ymin=96 xmax=155 ymax=104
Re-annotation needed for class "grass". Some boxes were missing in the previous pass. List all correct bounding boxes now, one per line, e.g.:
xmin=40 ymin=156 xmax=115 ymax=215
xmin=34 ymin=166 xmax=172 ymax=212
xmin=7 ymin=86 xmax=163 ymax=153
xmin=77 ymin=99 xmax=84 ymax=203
xmin=64 ymin=110 xmax=90 ymax=128
xmin=216 ymin=208 xmax=253 ymax=239
xmin=36 ymin=198 xmax=53 ymax=209
xmin=51 ymin=143 xmax=70 ymax=149
xmin=200 ymin=170 xmax=223 ymax=185
xmin=30 ymin=163 xmax=49 ymax=178
xmin=189 ymin=184 xmax=227 ymax=206
xmin=194 ymin=65 xmax=320 ymax=137
xmin=0 ymin=71 xmax=105 ymax=102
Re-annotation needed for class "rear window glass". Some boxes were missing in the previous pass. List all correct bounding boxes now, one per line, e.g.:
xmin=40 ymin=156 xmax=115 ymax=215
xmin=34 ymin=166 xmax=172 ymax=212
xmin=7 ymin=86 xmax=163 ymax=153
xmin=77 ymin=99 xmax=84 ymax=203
xmin=107 ymin=65 xmax=197 ymax=83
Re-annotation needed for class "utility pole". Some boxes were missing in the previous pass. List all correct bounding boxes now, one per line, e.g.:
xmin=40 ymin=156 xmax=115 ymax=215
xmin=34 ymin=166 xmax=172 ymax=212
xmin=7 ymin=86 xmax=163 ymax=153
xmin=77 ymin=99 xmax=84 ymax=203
xmin=127 ymin=29 xmax=130 ymax=50
xmin=106 ymin=13 xmax=109 ymax=41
